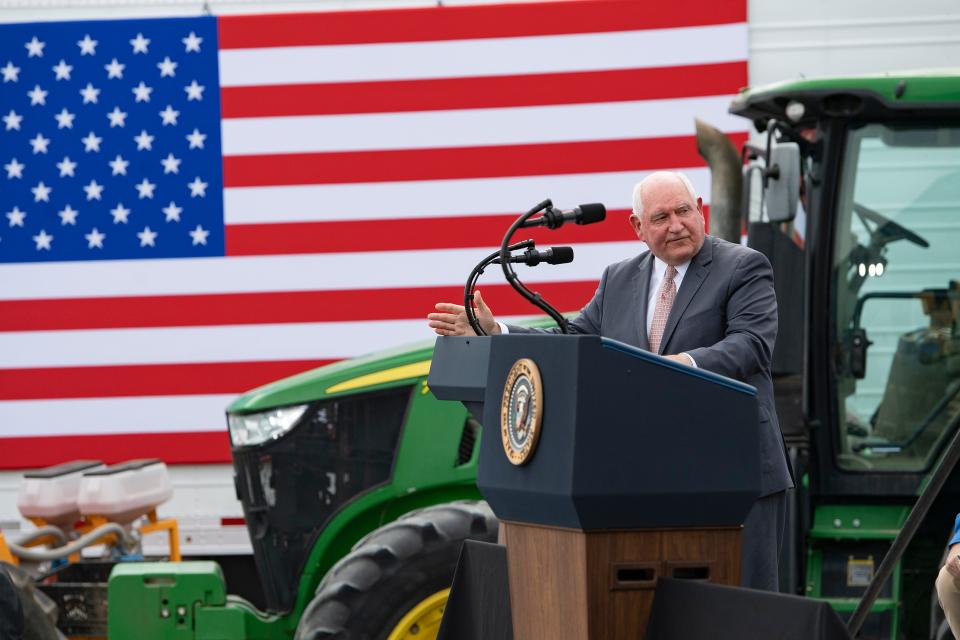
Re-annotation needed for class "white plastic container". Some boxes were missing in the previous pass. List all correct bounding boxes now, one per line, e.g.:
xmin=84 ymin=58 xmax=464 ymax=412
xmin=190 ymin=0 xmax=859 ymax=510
xmin=77 ymin=459 xmax=173 ymax=524
xmin=17 ymin=460 xmax=105 ymax=527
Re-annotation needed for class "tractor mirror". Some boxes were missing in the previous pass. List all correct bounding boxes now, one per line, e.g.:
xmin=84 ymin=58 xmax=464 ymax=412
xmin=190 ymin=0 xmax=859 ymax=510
xmin=743 ymin=164 xmax=764 ymax=224
xmin=764 ymin=142 xmax=801 ymax=223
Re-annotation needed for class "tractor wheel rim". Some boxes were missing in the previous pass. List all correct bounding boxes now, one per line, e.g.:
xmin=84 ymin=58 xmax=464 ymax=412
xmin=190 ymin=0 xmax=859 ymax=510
xmin=386 ymin=588 xmax=450 ymax=640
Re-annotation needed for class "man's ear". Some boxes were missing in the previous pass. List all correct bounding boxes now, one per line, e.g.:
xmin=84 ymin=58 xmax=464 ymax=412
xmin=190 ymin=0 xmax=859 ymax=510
xmin=630 ymin=214 xmax=644 ymax=241
xmin=696 ymin=196 xmax=704 ymax=215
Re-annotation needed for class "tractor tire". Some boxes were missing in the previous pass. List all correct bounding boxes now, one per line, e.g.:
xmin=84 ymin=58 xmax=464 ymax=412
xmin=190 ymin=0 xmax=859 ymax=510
xmin=295 ymin=500 xmax=499 ymax=640
xmin=0 ymin=563 xmax=66 ymax=640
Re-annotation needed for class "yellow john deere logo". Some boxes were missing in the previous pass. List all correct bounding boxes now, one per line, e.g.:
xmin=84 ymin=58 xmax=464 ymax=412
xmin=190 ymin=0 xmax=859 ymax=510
xmin=500 ymin=358 xmax=544 ymax=466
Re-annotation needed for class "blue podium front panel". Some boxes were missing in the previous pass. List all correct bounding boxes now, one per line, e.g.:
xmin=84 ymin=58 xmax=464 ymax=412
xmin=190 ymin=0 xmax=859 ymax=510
xmin=474 ymin=335 xmax=761 ymax=531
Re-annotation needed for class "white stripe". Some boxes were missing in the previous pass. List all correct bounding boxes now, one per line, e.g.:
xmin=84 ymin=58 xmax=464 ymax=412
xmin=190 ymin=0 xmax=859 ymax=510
xmin=0 ymin=395 xmax=237 ymax=437
xmin=224 ymin=168 xmax=714 ymax=224
xmin=218 ymin=24 xmax=747 ymax=87
xmin=0 ymin=240 xmax=639 ymax=300
xmin=0 ymin=316 xmax=541 ymax=369
xmin=221 ymin=96 xmax=743 ymax=155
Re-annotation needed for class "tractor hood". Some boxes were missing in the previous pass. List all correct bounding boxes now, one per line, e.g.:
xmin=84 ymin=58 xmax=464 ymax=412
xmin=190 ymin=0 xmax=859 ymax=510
xmin=227 ymin=316 xmax=563 ymax=414
xmin=731 ymin=69 xmax=960 ymax=128
xmin=227 ymin=339 xmax=435 ymax=414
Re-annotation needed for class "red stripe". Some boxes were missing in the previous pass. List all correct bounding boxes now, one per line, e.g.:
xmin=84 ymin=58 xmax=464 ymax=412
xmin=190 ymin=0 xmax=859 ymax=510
xmin=217 ymin=0 xmax=746 ymax=49
xmin=0 ymin=360 xmax=332 ymax=400
xmin=0 ymin=432 xmax=231 ymax=470
xmin=0 ymin=281 xmax=601 ymax=333
xmin=223 ymin=134 xmax=748 ymax=187
xmin=227 ymin=211 xmax=637 ymax=256
xmin=227 ymin=205 xmax=710 ymax=256
xmin=220 ymin=63 xmax=747 ymax=118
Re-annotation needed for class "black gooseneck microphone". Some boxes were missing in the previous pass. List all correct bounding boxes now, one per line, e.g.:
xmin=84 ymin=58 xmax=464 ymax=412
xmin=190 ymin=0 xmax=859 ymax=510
xmin=520 ymin=203 xmax=606 ymax=229
xmin=498 ymin=199 xmax=606 ymax=334
xmin=462 ymin=197 xmax=606 ymax=335
xmin=463 ymin=240 xmax=575 ymax=336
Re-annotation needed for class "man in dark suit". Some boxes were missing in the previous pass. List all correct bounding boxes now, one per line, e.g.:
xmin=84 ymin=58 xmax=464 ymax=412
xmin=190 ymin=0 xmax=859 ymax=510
xmin=427 ymin=171 xmax=794 ymax=591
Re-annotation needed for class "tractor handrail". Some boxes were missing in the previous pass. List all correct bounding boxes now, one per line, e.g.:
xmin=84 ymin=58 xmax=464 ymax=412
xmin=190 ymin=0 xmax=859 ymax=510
xmin=848 ymin=413 xmax=960 ymax=636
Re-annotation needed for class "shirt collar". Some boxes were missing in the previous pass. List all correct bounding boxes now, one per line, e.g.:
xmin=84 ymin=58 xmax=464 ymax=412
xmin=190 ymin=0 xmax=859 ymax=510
xmin=652 ymin=256 xmax=691 ymax=280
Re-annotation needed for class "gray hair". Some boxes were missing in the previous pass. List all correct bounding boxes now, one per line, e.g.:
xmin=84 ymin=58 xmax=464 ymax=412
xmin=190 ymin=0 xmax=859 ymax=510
xmin=631 ymin=171 xmax=699 ymax=219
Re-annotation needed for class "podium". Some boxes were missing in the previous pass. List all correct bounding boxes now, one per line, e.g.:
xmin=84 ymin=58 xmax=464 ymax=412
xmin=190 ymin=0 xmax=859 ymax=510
xmin=429 ymin=335 xmax=763 ymax=640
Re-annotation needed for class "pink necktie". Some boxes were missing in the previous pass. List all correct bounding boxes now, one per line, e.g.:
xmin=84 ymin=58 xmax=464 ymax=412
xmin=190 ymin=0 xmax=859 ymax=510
xmin=649 ymin=265 xmax=677 ymax=354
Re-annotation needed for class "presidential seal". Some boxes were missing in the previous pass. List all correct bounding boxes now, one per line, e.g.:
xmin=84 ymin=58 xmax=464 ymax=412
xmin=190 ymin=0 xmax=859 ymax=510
xmin=500 ymin=358 xmax=544 ymax=466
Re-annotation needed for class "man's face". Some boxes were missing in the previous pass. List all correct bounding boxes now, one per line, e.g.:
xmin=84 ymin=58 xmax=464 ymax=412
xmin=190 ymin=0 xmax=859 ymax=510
xmin=630 ymin=176 xmax=706 ymax=265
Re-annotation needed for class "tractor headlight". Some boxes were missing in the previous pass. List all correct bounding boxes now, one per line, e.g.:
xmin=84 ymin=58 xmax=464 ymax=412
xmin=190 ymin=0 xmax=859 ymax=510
xmin=227 ymin=404 xmax=309 ymax=448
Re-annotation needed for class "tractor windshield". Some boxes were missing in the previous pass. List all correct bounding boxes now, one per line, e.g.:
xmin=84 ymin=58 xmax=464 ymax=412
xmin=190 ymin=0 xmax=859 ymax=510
xmin=832 ymin=122 xmax=960 ymax=472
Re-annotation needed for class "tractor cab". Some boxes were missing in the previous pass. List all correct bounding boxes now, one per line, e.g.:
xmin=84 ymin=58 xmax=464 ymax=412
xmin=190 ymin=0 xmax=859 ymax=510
xmin=731 ymin=71 xmax=960 ymax=637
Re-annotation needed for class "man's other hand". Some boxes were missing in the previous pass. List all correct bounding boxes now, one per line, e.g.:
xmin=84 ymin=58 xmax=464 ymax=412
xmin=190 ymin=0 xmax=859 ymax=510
xmin=663 ymin=354 xmax=694 ymax=366
xmin=427 ymin=290 xmax=500 ymax=336
xmin=946 ymin=543 xmax=960 ymax=580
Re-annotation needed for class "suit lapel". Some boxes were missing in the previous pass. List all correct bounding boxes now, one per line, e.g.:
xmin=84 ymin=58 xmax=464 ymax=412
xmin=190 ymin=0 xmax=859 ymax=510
xmin=657 ymin=237 xmax=714 ymax=354
xmin=634 ymin=252 xmax=654 ymax=350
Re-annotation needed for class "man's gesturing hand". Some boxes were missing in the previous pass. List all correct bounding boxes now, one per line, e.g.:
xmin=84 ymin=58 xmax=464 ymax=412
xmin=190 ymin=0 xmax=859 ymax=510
xmin=427 ymin=290 xmax=500 ymax=336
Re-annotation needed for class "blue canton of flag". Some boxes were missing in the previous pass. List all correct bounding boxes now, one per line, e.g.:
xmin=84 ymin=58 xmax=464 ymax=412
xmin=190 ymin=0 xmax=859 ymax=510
xmin=0 ymin=16 xmax=224 ymax=263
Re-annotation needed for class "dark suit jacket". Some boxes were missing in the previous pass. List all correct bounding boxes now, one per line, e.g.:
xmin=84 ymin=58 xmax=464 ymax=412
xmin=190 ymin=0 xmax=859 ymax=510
xmin=508 ymin=235 xmax=793 ymax=496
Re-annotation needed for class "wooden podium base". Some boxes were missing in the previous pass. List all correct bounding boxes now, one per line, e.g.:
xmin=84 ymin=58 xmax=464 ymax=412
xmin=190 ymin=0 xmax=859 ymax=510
xmin=501 ymin=522 xmax=741 ymax=640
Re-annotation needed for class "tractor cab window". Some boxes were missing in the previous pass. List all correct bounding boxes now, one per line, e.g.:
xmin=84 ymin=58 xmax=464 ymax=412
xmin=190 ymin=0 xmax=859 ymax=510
xmin=832 ymin=123 xmax=960 ymax=472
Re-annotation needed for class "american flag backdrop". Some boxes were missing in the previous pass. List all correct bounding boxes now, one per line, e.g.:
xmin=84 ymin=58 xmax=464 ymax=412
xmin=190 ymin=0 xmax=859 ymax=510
xmin=0 ymin=0 xmax=748 ymax=469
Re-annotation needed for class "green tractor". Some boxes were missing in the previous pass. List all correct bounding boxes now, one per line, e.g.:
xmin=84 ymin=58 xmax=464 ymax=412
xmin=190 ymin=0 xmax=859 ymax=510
xmin=223 ymin=345 xmax=497 ymax=639
xmin=11 ymin=70 xmax=958 ymax=640
xmin=111 ymin=343 xmax=499 ymax=640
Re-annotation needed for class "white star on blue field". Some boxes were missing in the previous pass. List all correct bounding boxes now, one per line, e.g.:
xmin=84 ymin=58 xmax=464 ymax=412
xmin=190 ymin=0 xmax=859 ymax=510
xmin=0 ymin=16 xmax=224 ymax=262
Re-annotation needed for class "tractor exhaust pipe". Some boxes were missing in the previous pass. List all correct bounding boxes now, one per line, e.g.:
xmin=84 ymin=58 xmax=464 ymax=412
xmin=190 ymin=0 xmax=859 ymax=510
xmin=695 ymin=118 xmax=743 ymax=244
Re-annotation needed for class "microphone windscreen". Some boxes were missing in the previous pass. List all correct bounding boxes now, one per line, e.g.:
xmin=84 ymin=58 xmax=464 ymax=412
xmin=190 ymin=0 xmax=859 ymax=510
xmin=547 ymin=246 xmax=574 ymax=265
xmin=577 ymin=203 xmax=606 ymax=224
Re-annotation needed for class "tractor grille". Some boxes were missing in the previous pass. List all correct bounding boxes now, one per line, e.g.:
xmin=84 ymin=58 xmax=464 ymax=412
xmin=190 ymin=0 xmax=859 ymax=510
xmin=231 ymin=385 xmax=413 ymax=613
xmin=456 ymin=417 xmax=480 ymax=466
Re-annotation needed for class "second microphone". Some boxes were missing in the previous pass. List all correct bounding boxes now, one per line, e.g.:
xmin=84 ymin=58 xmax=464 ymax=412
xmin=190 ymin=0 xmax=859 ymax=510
xmin=492 ymin=246 xmax=574 ymax=266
